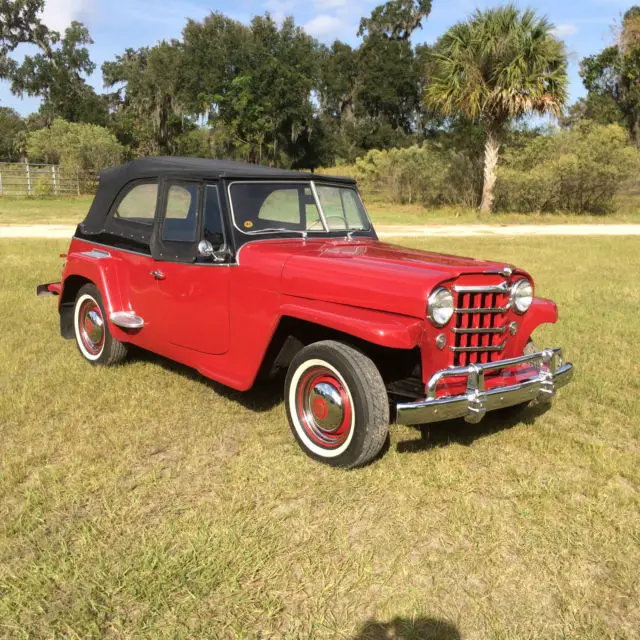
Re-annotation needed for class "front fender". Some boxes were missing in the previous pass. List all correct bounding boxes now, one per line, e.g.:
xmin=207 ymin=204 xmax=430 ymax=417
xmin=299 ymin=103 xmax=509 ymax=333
xmin=512 ymin=297 xmax=558 ymax=353
xmin=279 ymin=298 xmax=424 ymax=350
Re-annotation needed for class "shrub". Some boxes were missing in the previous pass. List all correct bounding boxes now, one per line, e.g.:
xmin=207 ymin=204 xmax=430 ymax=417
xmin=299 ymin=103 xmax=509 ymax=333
xmin=496 ymin=122 xmax=640 ymax=213
xmin=27 ymin=119 xmax=124 ymax=174
xmin=351 ymin=145 xmax=481 ymax=207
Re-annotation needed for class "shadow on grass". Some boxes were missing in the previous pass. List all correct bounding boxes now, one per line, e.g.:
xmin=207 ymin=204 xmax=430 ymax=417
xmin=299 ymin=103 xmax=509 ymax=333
xmin=397 ymin=402 xmax=551 ymax=455
xmin=353 ymin=617 xmax=461 ymax=640
xmin=130 ymin=347 xmax=284 ymax=413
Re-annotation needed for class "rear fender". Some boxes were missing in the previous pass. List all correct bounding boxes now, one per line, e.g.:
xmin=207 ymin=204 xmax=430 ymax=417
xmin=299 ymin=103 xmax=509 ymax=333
xmin=279 ymin=298 xmax=424 ymax=350
xmin=60 ymin=250 xmax=125 ymax=339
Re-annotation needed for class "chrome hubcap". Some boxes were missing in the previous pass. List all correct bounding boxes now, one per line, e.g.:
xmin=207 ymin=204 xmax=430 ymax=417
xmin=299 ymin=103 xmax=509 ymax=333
xmin=80 ymin=301 xmax=104 ymax=355
xmin=296 ymin=366 xmax=353 ymax=449
xmin=308 ymin=381 xmax=345 ymax=432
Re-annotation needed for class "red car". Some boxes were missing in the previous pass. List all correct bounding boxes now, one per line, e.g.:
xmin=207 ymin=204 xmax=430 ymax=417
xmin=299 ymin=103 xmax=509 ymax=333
xmin=39 ymin=158 xmax=573 ymax=468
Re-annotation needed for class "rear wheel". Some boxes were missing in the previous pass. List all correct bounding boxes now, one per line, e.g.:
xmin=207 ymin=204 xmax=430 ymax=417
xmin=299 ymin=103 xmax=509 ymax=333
xmin=73 ymin=283 xmax=128 ymax=366
xmin=285 ymin=340 xmax=389 ymax=468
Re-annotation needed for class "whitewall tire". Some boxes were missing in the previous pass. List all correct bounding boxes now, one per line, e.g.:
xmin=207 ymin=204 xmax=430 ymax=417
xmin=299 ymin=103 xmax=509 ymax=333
xmin=284 ymin=340 xmax=389 ymax=468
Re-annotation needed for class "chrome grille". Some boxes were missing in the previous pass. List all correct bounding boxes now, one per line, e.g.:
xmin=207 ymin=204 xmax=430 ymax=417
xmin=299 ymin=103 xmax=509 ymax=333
xmin=452 ymin=281 xmax=511 ymax=366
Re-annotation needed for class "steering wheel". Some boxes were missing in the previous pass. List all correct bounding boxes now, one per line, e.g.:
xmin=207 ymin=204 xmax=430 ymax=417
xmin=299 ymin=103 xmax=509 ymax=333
xmin=306 ymin=215 xmax=349 ymax=231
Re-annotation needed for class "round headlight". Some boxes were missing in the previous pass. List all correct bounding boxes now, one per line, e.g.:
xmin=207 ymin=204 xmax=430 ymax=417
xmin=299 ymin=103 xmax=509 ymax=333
xmin=428 ymin=287 xmax=454 ymax=327
xmin=511 ymin=279 xmax=533 ymax=314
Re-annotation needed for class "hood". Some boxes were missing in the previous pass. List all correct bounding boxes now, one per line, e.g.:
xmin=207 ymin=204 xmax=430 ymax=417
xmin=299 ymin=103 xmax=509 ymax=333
xmin=240 ymin=238 xmax=514 ymax=319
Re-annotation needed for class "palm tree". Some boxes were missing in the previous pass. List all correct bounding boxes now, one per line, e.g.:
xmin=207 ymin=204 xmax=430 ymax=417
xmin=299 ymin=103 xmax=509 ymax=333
xmin=425 ymin=5 xmax=568 ymax=213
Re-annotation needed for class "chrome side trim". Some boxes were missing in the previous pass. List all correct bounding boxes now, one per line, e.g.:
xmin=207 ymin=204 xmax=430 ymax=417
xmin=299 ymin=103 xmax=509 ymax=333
xmin=396 ymin=348 xmax=573 ymax=426
xmin=110 ymin=311 xmax=145 ymax=330
xmin=452 ymin=327 xmax=506 ymax=335
xmin=73 ymin=238 xmax=236 ymax=267
xmin=455 ymin=304 xmax=511 ymax=314
xmin=81 ymin=249 xmax=111 ymax=259
xmin=453 ymin=281 xmax=509 ymax=294
xmin=450 ymin=343 xmax=506 ymax=353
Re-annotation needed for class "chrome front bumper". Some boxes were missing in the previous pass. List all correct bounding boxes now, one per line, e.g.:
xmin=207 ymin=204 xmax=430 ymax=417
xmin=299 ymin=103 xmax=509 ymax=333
xmin=396 ymin=348 xmax=573 ymax=426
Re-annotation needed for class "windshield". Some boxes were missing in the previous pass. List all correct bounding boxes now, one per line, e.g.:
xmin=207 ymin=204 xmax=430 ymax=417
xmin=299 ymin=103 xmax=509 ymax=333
xmin=229 ymin=182 xmax=371 ymax=235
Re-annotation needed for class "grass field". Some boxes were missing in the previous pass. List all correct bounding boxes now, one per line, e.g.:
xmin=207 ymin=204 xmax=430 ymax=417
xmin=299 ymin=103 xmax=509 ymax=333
xmin=1 ymin=195 xmax=640 ymax=228
xmin=1 ymin=235 xmax=639 ymax=638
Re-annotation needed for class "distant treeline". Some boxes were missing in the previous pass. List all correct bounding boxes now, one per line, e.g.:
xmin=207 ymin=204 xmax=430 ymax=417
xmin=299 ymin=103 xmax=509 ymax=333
xmin=1 ymin=1 xmax=639 ymax=212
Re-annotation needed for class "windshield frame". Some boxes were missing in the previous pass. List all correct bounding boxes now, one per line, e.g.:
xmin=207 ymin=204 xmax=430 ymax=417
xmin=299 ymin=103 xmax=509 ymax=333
xmin=227 ymin=180 xmax=373 ymax=237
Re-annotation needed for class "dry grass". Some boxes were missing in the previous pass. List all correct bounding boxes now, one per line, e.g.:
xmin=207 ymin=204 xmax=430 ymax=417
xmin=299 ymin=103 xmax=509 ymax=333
xmin=1 ymin=195 xmax=640 ymax=228
xmin=0 ymin=197 xmax=93 ymax=225
xmin=366 ymin=202 xmax=640 ymax=226
xmin=1 ymin=236 xmax=639 ymax=638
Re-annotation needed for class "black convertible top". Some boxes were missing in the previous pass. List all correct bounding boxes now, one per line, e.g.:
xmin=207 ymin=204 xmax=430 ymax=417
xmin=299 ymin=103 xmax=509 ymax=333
xmin=80 ymin=157 xmax=355 ymax=234
xmin=99 ymin=156 xmax=356 ymax=183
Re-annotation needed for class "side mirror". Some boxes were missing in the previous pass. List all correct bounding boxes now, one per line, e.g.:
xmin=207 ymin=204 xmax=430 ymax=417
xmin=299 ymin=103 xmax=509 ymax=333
xmin=198 ymin=240 xmax=215 ymax=257
xmin=198 ymin=240 xmax=230 ymax=263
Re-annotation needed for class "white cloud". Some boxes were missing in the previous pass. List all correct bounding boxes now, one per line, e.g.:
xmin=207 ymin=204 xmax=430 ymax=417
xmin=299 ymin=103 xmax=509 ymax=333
xmin=42 ymin=0 xmax=92 ymax=32
xmin=551 ymin=23 xmax=579 ymax=38
xmin=316 ymin=0 xmax=348 ymax=8
xmin=265 ymin=0 xmax=301 ymax=23
xmin=304 ymin=14 xmax=344 ymax=38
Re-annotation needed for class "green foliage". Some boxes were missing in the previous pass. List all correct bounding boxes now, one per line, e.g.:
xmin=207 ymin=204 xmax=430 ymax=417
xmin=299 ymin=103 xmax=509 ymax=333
xmin=353 ymin=144 xmax=480 ymax=208
xmin=0 ymin=107 xmax=27 ymax=161
xmin=177 ymin=14 xmax=322 ymax=168
xmin=9 ymin=21 xmax=108 ymax=125
xmin=579 ymin=7 xmax=640 ymax=147
xmin=336 ymin=123 xmax=639 ymax=215
xmin=27 ymin=119 xmax=124 ymax=173
xmin=0 ymin=0 xmax=52 ymax=60
xmin=497 ymin=123 xmax=640 ymax=213
xmin=318 ymin=2 xmax=432 ymax=164
xmin=425 ymin=5 xmax=569 ymax=212
xmin=426 ymin=6 xmax=568 ymax=123
xmin=358 ymin=0 xmax=432 ymax=40
xmin=104 ymin=43 xmax=192 ymax=156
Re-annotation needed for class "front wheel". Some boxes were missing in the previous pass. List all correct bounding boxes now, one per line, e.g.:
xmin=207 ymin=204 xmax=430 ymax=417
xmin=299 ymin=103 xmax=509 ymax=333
xmin=285 ymin=340 xmax=389 ymax=468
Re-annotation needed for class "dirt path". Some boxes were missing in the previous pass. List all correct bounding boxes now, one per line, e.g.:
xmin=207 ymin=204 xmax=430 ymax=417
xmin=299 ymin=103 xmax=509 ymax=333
xmin=2 ymin=223 xmax=640 ymax=239
xmin=377 ymin=224 xmax=640 ymax=238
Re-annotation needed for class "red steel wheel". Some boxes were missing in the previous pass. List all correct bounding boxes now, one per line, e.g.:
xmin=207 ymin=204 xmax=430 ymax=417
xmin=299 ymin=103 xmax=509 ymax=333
xmin=285 ymin=341 xmax=390 ymax=468
xmin=295 ymin=366 xmax=354 ymax=450
xmin=73 ymin=283 xmax=128 ymax=366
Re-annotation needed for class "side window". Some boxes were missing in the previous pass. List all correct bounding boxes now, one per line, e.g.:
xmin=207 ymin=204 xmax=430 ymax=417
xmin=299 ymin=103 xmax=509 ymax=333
xmin=203 ymin=185 xmax=225 ymax=251
xmin=114 ymin=182 xmax=158 ymax=225
xmin=162 ymin=183 xmax=199 ymax=243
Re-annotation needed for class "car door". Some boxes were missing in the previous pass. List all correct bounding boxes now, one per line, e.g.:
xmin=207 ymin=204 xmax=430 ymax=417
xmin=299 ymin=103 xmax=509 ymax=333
xmin=150 ymin=180 xmax=231 ymax=355
xmin=106 ymin=180 xmax=165 ymax=347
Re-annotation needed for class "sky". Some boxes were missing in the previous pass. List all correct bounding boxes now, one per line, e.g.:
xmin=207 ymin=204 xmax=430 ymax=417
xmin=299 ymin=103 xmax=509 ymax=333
xmin=0 ymin=0 xmax=633 ymax=116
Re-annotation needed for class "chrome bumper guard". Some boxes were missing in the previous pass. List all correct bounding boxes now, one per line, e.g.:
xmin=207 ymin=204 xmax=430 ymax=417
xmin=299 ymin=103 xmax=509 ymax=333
xmin=396 ymin=348 xmax=574 ymax=426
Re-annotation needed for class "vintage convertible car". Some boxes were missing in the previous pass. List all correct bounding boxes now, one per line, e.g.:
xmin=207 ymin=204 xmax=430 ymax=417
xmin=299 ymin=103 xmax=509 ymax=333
xmin=38 ymin=157 xmax=573 ymax=468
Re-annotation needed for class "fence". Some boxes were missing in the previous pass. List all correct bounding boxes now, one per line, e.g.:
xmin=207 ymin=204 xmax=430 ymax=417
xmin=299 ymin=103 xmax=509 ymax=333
xmin=0 ymin=162 xmax=98 ymax=197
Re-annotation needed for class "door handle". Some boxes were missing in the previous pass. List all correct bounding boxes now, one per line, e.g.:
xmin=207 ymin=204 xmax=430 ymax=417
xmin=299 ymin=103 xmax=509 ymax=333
xmin=150 ymin=270 xmax=166 ymax=280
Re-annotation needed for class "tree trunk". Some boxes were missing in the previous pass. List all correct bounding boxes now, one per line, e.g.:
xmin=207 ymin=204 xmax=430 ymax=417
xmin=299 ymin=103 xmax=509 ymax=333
xmin=632 ymin=114 xmax=640 ymax=149
xmin=480 ymin=125 xmax=503 ymax=214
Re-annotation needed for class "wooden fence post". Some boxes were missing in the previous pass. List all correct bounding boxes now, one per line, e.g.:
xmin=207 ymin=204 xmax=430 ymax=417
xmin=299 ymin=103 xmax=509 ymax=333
xmin=0 ymin=167 xmax=3 ymax=195
xmin=76 ymin=168 xmax=81 ymax=196
xmin=26 ymin=162 xmax=32 ymax=196
xmin=52 ymin=165 xmax=58 ymax=195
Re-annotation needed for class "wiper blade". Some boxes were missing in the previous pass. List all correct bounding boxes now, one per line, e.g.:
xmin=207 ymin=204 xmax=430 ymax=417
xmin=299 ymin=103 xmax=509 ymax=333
xmin=245 ymin=228 xmax=308 ymax=236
